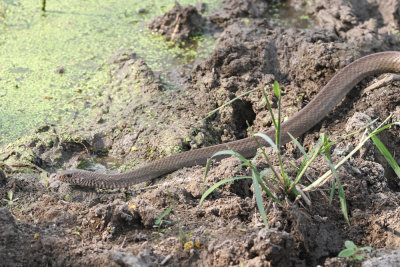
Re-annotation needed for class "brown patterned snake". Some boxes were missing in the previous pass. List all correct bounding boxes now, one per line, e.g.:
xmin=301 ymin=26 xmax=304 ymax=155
xmin=57 ymin=51 xmax=400 ymax=189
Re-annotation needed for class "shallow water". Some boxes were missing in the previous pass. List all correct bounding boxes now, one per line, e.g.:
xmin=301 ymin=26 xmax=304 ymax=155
xmin=0 ymin=0 xmax=219 ymax=144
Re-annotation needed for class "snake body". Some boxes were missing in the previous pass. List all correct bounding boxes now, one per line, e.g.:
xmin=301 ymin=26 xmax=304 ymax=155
xmin=57 ymin=51 xmax=400 ymax=189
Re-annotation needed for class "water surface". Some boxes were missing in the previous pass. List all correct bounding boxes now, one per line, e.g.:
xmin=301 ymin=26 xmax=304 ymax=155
xmin=0 ymin=0 xmax=219 ymax=144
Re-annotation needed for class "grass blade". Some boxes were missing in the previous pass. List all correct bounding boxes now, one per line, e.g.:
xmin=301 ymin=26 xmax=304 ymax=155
xmin=288 ymin=132 xmax=307 ymax=157
xmin=305 ymin=131 xmax=371 ymax=191
xmin=252 ymin=170 xmax=269 ymax=229
xmin=249 ymin=130 xmax=286 ymax=186
xmin=262 ymin=87 xmax=278 ymax=129
xmin=252 ymin=167 xmax=282 ymax=204
xmin=327 ymin=118 xmax=378 ymax=147
xmin=199 ymin=176 xmax=251 ymax=207
xmin=155 ymin=207 xmax=172 ymax=225
xmin=260 ymin=168 xmax=273 ymax=178
xmin=289 ymin=136 xmax=324 ymax=192
xmin=203 ymin=87 xmax=261 ymax=120
xmin=254 ymin=133 xmax=278 ymax=151
xmin=370 ymin=132 xmax=400 ymax=179
xmin=322 ymin=134 xmax=349 ymax=225
xmin=273 ymin=81 xmax=282 ymax=147
xmin=210 ymin=150 xmax=250 ymax=164
xmin=202 ymin=150 xmax=250 ymax=194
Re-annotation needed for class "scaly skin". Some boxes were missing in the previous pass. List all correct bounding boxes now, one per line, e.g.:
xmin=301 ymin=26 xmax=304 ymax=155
xmin=57 ymin=51 xmax=400 ymax=189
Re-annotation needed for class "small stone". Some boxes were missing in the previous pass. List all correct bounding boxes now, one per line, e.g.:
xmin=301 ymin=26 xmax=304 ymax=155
xmin=137 ymin=8 xmax=148 ymax=14
xmin=54 ymin=66 xmax=65 ymax=74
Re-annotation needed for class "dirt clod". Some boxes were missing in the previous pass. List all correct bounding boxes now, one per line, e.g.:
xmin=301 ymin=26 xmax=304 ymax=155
xmin=148 ymin=3 xmax=205 ymax=42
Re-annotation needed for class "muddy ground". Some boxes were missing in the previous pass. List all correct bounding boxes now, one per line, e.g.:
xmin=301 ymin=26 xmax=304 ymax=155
xmin=1 ymin=0 xmax=400 ymax=266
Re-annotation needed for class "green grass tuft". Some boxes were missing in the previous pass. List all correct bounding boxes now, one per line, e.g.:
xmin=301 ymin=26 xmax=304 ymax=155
xmin=200 ymin=82 xmax=399 ymax=228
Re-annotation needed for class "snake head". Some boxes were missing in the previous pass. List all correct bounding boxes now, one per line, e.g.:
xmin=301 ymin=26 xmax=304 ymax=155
xmin=56 ymin=170 xmax=78 ymax=183
xmin=56 ymin=170 xmax=98 ymax=188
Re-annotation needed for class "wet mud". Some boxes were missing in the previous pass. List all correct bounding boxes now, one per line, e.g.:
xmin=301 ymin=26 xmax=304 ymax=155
xmin=1 ymin=0 xmax=400 ymax=266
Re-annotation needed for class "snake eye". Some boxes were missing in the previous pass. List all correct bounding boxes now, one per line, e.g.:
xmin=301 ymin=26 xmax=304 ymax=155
xmin=58 ymin=173 xmax=73 ymax=181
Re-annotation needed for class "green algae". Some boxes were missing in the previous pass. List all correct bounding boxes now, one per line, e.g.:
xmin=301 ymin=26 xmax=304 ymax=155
xmin=266 ymin=1 xmax=314 ymax=29
xmin=0 ymin=0 xmax=220 ymax=145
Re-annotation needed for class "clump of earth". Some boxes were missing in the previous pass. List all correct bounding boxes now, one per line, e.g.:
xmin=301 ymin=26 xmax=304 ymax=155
xmin=148 ymin=2 xmax=206 ymax=42
xmin=1 ymin=0 xmax=400 ymax=266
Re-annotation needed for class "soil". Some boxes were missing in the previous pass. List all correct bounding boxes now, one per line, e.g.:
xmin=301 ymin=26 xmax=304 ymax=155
xmin=148 ymin=2 xmax=206 ymax=43
xmin=1 ymin=0 xmax=400 ymax=266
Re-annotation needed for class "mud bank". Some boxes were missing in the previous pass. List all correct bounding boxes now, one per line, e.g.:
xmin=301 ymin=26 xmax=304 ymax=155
xmin=1 ymin=0 xmax=400 ymax=266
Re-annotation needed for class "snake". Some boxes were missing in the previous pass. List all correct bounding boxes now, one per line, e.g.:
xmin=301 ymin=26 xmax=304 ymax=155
xmin=57 ymin=51 xmax=400 ymax=189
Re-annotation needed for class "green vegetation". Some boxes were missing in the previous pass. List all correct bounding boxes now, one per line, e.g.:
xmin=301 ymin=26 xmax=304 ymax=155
xmin=370 ymin=128 xmax=400 ymax=177
xmin=153 ymin=191 xmax=191 ymax=246
xmin=338 ymin=240 xmax=372 ymax=262
xmin=0 ymin=0 xmax=219 ymax=145
xmin=154 ymin=206 xmax=173 ymax=235
xmin=200 ymin=82 xmax=400 ymax=228
xmin=41 ymin=0 xmax=46 ymax=12
xmin=2 ymin=190 xmax=18 ymax=216
xmin=266 ymin=1 xmax=313 ymax=28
